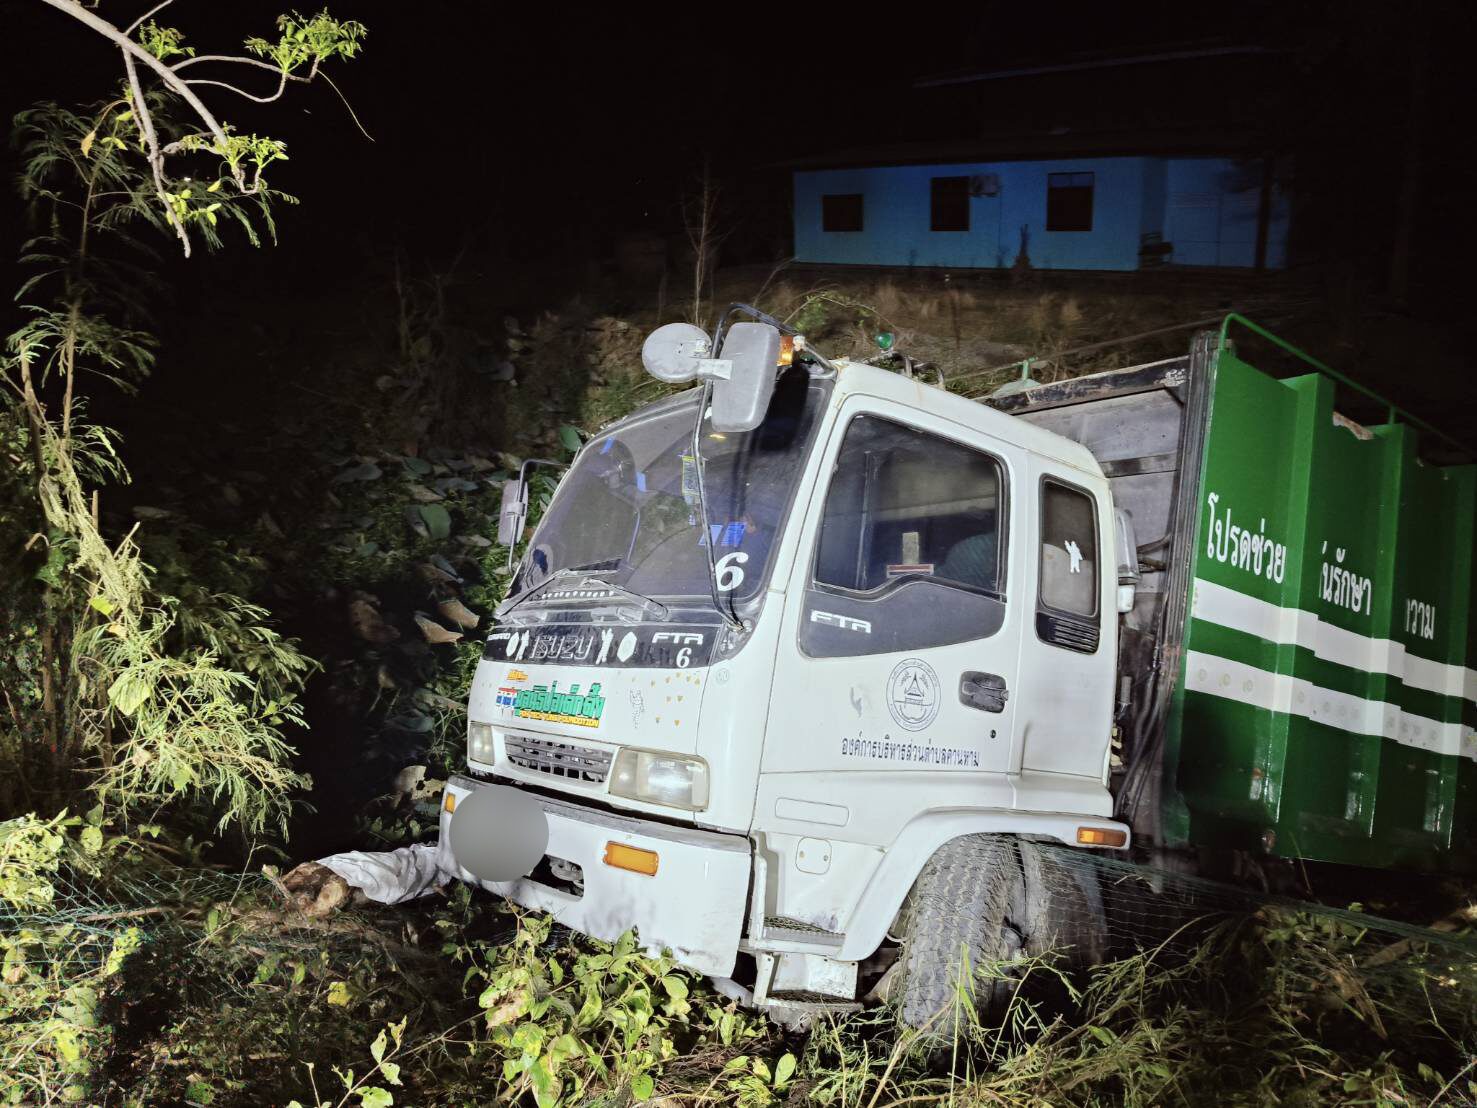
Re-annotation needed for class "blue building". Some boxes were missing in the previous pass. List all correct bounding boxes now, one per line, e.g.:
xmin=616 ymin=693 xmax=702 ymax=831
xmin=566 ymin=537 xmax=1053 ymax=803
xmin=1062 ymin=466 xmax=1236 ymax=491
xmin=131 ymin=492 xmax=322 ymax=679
xmin=792 ymin=145 xmax=1291 ymax=273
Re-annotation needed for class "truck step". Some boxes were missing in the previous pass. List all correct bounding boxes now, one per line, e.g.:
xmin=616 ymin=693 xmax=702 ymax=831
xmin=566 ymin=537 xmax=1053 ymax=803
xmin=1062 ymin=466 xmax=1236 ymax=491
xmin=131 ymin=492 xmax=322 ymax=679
xmin=762 ymin=916 xmax=844 ymax=948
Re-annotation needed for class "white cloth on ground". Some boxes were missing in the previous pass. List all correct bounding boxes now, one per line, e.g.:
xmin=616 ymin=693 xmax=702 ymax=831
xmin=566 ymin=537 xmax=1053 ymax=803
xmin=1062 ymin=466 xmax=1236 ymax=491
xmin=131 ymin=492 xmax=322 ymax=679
xmin=315 ymin=842 xmax=450 ymax=904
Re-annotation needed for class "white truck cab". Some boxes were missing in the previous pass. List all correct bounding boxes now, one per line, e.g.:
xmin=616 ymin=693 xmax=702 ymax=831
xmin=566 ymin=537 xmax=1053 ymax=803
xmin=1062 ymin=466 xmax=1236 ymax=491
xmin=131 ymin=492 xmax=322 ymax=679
xmin=440 ymin=308 xmax=1132 ymax=1026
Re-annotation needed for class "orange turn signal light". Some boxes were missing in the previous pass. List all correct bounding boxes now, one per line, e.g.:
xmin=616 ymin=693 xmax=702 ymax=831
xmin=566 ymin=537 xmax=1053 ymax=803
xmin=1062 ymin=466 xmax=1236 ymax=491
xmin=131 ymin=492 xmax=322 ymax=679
xmin=778 ymin=335 xmax=795 ymax=366
xmin=1077 ymin=826 xmax=1127 ymax=848
xmin=443 ymin=792 xmax=456 ymax=813
xmin=603 ymin=841 xmax=659 ymax=876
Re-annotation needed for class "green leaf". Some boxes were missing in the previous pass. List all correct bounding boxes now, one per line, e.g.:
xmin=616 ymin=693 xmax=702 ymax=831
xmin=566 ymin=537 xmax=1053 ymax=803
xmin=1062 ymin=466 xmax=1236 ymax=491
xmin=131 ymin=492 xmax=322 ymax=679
xmin=418 ymin=503 xmax=452 ymax=540
xmin=357 ymin=1088 xmax=392 ymax=1108
xmin=378 ymin=1062 xmax=401 ymax=1087
xmin=660 ymin=975 xmax=688 ymax=1000
xmin=774 ymin=1053 xmax=796 ymax=1087
xmin=106 ymin=669 xmax=154 ymax=717
xmin=185 ymin=1082 xmax=215 ymax=1105
xmin=252 ymin=953 xmax=281 ymax=985
xmin=79 ymin=826 xmax=103 ymax=854
xmin=334 ymin=461 xmax=382 ymax=484
xmin=630 ymin=1073 xmax=655 ymax=1101
xmin=52 ymin=1027 xmax=81 ymax=1063
xmin=88 ymin=595 xmax=115 ymax=617
xmin=558 ymin=424 xmax=583 ymax=454
xmin=528 ymin=1059 xmax=558 ymax=1108
xmin=575 ymin=986 xmax=602 ymax=1027
xmin=370 ymin=1029 xmax=387 ymax=1064
xmin=327 ymin=980 xmax=352 ymax=1006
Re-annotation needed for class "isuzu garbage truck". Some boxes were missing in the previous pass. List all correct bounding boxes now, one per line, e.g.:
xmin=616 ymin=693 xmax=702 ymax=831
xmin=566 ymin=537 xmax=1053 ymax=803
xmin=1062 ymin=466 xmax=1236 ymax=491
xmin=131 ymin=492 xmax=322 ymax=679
xmin=439 ymin=307 xmax=1476 ymax=1027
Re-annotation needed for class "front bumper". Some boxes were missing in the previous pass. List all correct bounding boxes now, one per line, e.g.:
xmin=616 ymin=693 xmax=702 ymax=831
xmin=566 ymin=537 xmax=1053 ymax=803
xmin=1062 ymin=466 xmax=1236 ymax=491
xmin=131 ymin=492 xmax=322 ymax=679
xmin=440 ymin=773 xmax=751 ymax=976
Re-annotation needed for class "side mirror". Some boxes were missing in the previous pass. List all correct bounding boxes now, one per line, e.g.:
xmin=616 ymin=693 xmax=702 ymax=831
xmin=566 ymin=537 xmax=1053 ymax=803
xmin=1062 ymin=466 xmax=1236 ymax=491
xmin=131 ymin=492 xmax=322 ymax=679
xmin=1113 ymin=506 xmax=1140 ymax=614
xmin=639 ymin=319 xmax=782 ymax=434
xmin=709 ymin=321 xmax=781 ymax=432
xmin=496 ymin=458 xmax=569 ymax=570
xmin=497 ymin=478 xmax=528 ymax=547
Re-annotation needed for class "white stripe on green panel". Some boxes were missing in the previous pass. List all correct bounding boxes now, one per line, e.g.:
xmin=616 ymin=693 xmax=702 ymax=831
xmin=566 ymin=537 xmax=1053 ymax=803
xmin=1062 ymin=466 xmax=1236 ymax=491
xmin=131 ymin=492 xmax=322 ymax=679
xmin=1186 ymin=578 xmax=1477 ymax=763
xmin=1184 ymin=650 xmax=1477 ymax=762
xmin=1191 ymin=578 xmax=1477 ymax=706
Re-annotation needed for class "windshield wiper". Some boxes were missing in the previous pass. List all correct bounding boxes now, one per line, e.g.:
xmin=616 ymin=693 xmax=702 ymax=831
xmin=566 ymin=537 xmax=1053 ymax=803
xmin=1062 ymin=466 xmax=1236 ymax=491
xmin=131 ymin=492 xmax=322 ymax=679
xmin=494 ymin=562 xmax=668 ymax=624
xmin=581 ymin=578 xmax=669 ymax=623
xmin=494 ymin=565 xmax=590 ymax=621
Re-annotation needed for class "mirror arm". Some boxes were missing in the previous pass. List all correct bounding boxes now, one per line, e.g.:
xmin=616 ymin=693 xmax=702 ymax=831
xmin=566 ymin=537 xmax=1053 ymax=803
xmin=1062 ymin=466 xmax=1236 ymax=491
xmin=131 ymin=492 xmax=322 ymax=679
xmin=711 ymin=301 xmax=795 ymax=351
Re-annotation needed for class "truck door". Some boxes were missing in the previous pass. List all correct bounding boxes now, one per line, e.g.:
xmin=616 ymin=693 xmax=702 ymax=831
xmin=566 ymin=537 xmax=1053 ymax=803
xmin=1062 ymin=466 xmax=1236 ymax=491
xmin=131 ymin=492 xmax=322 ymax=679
xmin=1009 ymin=460 xmax=1117 ymax=798
xmin=758 ymin=397 xmax=1028 ymax=842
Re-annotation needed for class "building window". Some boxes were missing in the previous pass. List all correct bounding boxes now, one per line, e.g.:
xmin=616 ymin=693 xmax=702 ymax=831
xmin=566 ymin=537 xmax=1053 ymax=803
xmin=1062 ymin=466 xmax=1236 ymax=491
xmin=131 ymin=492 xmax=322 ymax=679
xmin=930 ymin=176 xmax=969 ymax=231
xmin=1046 ymin=172 xmax=1094 ymax=232
xmin=822 ymin=193 xmax=864 ymax=232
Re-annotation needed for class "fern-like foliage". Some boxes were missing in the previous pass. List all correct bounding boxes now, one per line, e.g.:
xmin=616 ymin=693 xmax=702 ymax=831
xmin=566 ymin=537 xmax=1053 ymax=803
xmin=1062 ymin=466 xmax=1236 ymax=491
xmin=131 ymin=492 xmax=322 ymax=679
xmin=1 ymin=95 xmax=320 ymax=836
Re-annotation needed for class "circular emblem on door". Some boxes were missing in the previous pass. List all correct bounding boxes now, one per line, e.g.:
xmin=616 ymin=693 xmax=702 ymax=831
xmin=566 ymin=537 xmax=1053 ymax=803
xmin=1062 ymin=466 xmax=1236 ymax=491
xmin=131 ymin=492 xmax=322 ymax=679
xmin=886 ymin=658 xmax=941 ymax=732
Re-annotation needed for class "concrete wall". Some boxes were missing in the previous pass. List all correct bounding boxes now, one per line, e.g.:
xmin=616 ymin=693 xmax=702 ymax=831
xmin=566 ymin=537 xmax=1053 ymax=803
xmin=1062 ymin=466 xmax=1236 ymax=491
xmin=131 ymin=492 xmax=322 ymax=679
xmin=793 ymin=155 xmax=1290 ymax=271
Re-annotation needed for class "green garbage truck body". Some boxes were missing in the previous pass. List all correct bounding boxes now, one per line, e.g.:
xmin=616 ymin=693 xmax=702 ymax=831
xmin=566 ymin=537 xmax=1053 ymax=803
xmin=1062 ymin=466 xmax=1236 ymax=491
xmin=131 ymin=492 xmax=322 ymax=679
xmin=1005 ymin=317 xmax=1476 ymax=872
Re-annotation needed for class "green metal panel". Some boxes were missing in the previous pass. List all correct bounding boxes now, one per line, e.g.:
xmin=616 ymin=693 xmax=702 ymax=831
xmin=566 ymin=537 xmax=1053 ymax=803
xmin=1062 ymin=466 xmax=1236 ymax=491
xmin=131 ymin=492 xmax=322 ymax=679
xmin=1161 ymin=318 xmax=1477 ymax=872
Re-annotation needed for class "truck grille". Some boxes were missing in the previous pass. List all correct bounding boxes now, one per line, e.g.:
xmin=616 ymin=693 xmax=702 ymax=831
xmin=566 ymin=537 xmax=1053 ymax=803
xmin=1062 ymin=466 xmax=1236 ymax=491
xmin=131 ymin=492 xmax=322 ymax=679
xmin=504 ymin=734 xmax=613 ymax=784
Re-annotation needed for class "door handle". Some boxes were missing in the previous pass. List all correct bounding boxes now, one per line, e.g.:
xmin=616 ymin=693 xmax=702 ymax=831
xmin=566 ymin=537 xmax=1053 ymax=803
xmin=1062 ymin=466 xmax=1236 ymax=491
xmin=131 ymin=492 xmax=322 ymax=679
xmin=960 ymin=671 xmax=1008 ymax=713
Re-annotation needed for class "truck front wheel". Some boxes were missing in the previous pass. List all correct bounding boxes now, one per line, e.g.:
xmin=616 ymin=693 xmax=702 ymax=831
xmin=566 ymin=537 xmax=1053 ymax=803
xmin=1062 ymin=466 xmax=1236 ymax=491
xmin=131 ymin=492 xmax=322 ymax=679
xmin=889 ymin=834 xmax=1028 ymax=1038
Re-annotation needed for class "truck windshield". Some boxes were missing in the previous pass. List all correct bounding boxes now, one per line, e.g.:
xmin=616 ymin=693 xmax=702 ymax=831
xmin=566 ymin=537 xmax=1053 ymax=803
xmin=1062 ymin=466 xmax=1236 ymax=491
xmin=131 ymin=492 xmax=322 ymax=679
xmin=516 ymin=366 xmax=826 ymax=607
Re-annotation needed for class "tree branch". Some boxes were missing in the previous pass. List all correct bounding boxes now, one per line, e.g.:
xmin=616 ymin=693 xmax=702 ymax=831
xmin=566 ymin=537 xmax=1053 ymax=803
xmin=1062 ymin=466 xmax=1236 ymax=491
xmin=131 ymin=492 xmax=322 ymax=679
xmin=183 ymin=78 xmax=291 ymax=105
xmin=122 ymin=50 xmax=192 ymax=256
xmin=175 ymin=55 xmax=297 ymax=105
xmin=171 ymin=53 xmax=302 ymax=75
xmin=39 ymin=0 xmax=232 ymax=156
xmin=38 ymin=0 xmax=365 ymax=253
xmin=320 ymin=69 xmax=374 ymax=141
xmin=124 ymin=0 xmax=176 ymax=35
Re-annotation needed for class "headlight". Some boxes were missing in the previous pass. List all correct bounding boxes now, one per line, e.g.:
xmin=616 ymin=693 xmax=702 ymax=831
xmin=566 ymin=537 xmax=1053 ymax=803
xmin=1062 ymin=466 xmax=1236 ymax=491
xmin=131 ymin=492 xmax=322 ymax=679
xmin=608 ymin=748 xmax=709 ymax=811
xmin=467 ymin=721 xmax=496 ymax=766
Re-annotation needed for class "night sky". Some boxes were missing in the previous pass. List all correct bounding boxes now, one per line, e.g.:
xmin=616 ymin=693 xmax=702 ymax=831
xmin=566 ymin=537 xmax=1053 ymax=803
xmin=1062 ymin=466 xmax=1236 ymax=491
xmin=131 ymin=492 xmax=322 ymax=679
xmin=2 ymin=1 xmax=1474 ymax=316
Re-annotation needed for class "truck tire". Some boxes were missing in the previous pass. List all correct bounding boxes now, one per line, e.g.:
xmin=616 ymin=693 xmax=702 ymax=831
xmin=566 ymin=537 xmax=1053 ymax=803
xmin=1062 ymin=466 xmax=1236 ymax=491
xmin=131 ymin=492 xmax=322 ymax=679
xmin=1018 ymin=839 xmax=1109 ymax=967
xmin=891 ymin=834 xmax=1027 ymax=1037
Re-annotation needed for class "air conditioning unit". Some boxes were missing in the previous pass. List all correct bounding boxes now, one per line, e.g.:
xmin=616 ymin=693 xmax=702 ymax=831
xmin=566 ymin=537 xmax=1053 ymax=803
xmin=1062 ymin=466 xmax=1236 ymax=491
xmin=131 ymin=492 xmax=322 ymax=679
xmin=969 ymin=173 xmax=1000 ymax=198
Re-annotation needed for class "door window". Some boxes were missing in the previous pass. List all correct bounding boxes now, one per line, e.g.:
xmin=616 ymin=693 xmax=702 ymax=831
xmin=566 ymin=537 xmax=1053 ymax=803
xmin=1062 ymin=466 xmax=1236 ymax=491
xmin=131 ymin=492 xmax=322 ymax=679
xmin=1037 ymin=479 xmax=1100 ymax=652
xmin=803 ymin=415 xmax=1008 ymax=658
